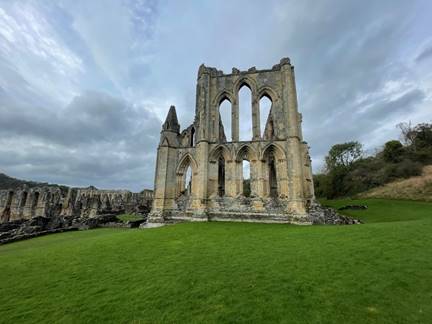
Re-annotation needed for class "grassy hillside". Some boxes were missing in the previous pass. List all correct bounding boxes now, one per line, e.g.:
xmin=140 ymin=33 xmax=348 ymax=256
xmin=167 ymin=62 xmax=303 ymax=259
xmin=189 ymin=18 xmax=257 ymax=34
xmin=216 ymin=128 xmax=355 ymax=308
xmin=1 ymin=199 xmax=432 ymax=323
xmin=0 ymin=172 xmax=69 ymax=192
xmin=358 ymin=165 xmax=432 ymax=202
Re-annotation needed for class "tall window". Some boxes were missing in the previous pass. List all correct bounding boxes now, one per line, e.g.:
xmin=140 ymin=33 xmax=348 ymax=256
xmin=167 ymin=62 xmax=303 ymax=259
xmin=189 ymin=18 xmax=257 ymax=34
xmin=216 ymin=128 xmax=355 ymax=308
xmin=218 ymin=156 xmax=225 ymax=196
xmin=239 ymin=85 xmax=252 ymax=141
xmin=184 ymin=166 xmax=192 ymax=195
xmin=259 ymin=96 xmax=272 ymax=138
xmin=268 ymin=157 xmax=278 ymax=197
xmin=219 ymin=99 xmax=232 ymax=142
xmin=190 ymin=127 xmax=195 ymax=147
xmin=242 ymin=160 xmax=251 ymax=197
xmin=20 ymin=192 xmax=28 ymax=207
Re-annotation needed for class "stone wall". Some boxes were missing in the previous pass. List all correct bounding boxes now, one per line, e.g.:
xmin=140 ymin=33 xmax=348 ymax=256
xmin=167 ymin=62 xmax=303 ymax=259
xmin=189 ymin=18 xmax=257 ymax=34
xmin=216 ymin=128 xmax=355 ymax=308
xmin=0 ymin=186 xmax=153 ymax=224
xmin=148 ymin=58 xmax=316 ymax=224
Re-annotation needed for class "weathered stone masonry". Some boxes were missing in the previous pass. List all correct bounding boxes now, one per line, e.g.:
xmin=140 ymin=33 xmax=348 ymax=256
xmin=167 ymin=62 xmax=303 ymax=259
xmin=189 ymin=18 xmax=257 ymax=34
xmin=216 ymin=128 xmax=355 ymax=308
xmin=0 ymin=187 xmax=153 ymax=223
xmin=148 ymin=58 xmax=315 ymax=224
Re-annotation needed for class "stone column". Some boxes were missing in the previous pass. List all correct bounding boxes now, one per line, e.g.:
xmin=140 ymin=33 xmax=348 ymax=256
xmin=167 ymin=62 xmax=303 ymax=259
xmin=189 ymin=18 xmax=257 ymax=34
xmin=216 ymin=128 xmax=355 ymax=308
xmin=255 ymin=159 xmax=266 ymax=197
xmin=224 ymin=159 xmax=236 ymax=197
xmin=281 ymin=61 xmax=307 ymax=218
xmin=252 ymin=94 xmax=260 ymax=140
xmin=189 ymin=141 xmax=208 ymax=219
xmin=148 ymin=145 xmax=177 ymax=223
xmin=207 ymin=160 xmax=218 ymax=198
xmin=276 ymin=158 xmax=289 ymax=198
xmin=232 ymin=97 xmax=239 ymax=142
xmin=250 ymin=159 xmax=259 ymax=197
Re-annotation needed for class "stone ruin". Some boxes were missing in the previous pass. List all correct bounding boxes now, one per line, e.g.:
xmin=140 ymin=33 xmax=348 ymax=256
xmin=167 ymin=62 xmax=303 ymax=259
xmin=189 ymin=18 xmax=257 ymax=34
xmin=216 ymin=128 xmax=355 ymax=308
xmin=147 ymin=58 xmax=355 ymax=225
xmin=0 ymin=57 xmax=358 ymax=242
xmin=149 ymin=58 xmax=310 ymax=224
xmin=0 ymin=186 xmax=153 ymax=243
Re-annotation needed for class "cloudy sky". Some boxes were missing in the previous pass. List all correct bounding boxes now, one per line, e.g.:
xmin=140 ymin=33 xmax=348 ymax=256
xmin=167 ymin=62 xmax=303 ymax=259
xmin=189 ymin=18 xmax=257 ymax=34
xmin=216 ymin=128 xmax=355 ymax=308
xmin=0 ymin=0 xmax=431 ymax=191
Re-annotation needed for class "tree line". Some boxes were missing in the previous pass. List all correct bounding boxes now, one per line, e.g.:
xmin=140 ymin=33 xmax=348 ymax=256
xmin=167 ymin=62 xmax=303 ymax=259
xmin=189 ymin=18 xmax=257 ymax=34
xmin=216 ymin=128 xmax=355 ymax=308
xmin=314 ymin=122 xmax=432 ymax=199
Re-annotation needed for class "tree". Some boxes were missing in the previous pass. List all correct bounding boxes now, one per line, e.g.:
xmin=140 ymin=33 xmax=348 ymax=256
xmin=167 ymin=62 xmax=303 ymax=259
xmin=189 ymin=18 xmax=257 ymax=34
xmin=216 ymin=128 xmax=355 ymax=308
xmin=325 ymin=141 xmax=363 ymax=172
xmin=383 ymin=140 xmax=404 ymax=163
xmin=397 ymin=121 xmax=416 ymax=146
xmin=412 ymin=123 xmax=432 ymax=149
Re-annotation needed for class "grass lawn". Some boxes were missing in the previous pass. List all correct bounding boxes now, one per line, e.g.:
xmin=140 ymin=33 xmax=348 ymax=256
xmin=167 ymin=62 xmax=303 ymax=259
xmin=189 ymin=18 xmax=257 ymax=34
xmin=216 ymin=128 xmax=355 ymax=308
xmin=0 ymin=199 xmax=432 ymax=323
xmin=116 ymin=213 xmax=144 ymax=223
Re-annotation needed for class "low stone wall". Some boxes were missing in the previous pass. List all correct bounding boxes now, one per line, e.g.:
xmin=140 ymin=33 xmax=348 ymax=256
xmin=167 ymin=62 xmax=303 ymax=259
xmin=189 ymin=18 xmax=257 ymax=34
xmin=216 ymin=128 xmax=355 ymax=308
xmin=0 ymin=213 xmax=147 ymax=245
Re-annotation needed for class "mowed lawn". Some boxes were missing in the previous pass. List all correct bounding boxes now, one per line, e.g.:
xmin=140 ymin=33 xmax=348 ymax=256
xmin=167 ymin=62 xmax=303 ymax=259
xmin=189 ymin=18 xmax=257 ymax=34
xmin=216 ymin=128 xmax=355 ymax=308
xmin=1 ymin=199 xmax=432 ymax=323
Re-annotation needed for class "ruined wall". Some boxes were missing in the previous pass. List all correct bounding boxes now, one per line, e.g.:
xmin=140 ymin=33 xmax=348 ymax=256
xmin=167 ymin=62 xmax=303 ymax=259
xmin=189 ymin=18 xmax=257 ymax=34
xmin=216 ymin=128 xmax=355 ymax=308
xmin=0 ymin=186 xmax=153 ymax=224
xmin=148 ymin=58 xmax=316 ymax=224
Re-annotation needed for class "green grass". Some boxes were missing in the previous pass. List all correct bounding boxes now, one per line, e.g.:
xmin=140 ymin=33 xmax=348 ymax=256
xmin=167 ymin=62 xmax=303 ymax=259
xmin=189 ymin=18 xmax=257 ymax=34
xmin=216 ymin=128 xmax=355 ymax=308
xmin=1 ymin=199 xmax=432 ymax=323
xmin=116 ymin=213 xmax=144 ymax=223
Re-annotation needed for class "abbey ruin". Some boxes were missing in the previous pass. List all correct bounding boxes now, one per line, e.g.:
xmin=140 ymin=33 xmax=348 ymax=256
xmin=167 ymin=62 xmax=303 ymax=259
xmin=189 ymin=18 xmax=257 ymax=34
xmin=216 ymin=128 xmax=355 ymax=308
xmin=148 ymin=58 xmax=315 ymax=224
xmin=0 ymin=57 xmax=358 ymax=245
xmin=0 ymin=187 xmax=153 ymax=224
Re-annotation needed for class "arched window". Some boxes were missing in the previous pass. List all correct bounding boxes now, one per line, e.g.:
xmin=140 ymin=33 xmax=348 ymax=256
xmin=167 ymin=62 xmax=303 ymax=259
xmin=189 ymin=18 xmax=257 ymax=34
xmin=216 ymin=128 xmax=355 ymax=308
xmin=218 ymin=156 xmax=225 ymax=196
xmin=262 ymin=145 xmax=284 ymax=197
xmin=6 ymin=191 xmax=13 ymax=207
xmin=32 ymin=192 xmax=39 ymax=208
xmin=242 ymin=160 xmax=250 ymax=197
xmin=20 ymin=192 xmax=28 ymax=207
xmin=268 ymin=156 xmax=278 ymax=197
xmin=184 ymin=166 xmax=192 ymax=195
xmin=219 ymin=99 xmax=232 ymax=142
xmin=190 ymin=127 xmax=195 ymax=147
xmin=239 ymin=85 xmax=252 ymax=141
xmin=259 ymin=95 xmax=272 ymax=139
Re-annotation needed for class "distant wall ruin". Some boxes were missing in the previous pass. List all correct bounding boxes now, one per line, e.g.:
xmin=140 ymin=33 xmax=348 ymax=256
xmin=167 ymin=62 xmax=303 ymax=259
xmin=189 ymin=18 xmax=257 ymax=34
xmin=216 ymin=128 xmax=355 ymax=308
xmin=0 ymin=186 xmax=153 ymax=224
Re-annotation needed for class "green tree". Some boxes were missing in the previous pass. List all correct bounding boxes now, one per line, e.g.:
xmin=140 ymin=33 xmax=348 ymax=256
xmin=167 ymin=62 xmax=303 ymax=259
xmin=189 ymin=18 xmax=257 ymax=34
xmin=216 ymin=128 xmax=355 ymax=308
xmin=383 ymin=140 xmax=404 ymax=163
xmin=412 ymin=123 xmax=432 ymax=150
xmin=325 ymin=141 xmax=363 ymax=172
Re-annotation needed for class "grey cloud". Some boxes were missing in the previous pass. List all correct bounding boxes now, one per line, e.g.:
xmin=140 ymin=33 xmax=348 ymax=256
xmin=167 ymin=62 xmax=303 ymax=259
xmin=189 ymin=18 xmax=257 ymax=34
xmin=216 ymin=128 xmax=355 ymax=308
xmin=0 ymin=91 xmax=160 ymax=147
xmin=416 ymin=44 xmax=432 ymax=63
xmin=0 ymin=90 xmax=160 ymax=191
xmin=0 ymin=0 xmax=430 ymax=189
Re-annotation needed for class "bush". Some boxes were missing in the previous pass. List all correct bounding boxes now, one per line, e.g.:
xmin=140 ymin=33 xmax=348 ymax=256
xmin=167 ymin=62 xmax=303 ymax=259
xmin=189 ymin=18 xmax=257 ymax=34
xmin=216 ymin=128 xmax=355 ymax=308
xmin=386 ymin=159 xmax=422 ymax=179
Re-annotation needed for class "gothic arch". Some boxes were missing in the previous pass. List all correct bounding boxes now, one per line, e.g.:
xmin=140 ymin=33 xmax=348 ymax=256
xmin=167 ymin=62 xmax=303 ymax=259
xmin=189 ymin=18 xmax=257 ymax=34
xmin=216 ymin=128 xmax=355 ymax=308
xmin=213 ymin=90 xmax=235 ymax=106
xmin=260 ymin=143 xmax=286 ymax=161
xmin=209 ymin=144 xmax=233 ymax=162
xmin=261 ymin=143 xmax=288 ymax=198
xmin=235 ymin=144 xmax=258 ymax=162
xmin=258 ymin=86 xmax=278 ymax=103
xmin=176 ymin=153 xmax=198 ymax=174
xmin=234 ymin=76 xmax=257 ymax=95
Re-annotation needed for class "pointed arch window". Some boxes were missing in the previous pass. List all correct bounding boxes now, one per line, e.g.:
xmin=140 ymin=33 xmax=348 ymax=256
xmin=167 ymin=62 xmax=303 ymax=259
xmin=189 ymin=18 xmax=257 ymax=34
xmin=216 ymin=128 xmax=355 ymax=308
xmin=259 ymin=95 xmax=272 ymax=139
xmin=219 ymin=98 xmax=232 ymax=142
xmin=239 ymin=84 xmax=252 ymax=141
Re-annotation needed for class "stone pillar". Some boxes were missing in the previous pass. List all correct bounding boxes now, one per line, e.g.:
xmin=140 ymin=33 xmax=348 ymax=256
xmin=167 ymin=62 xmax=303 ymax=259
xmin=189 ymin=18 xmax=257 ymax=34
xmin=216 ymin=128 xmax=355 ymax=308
xmin=232 ymin=98 xmax=239 ymax=142
xmin=225 ymin=159 xmax=236 ymax=197
xmin=281 ymin=60 xmax=307 ymax=218
xmin=252 ymin=95 xmax=260 ymax=140
xmin=189 ymin=141 xmax=208 ymax=218
xmin=250 ymin=159 xmax=260 ymax=197
xmin=148 ymin=145 xmax=177 ymax=223
xmin=207 ymin=160 xmax=218 ymax=198
xmin=255 ymin=159 xmax=266 ymax=197
xmin=276 ymin=158 xmax=289 ymax=198
xmin=233 ymin=161 xmax=242 ymax=196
